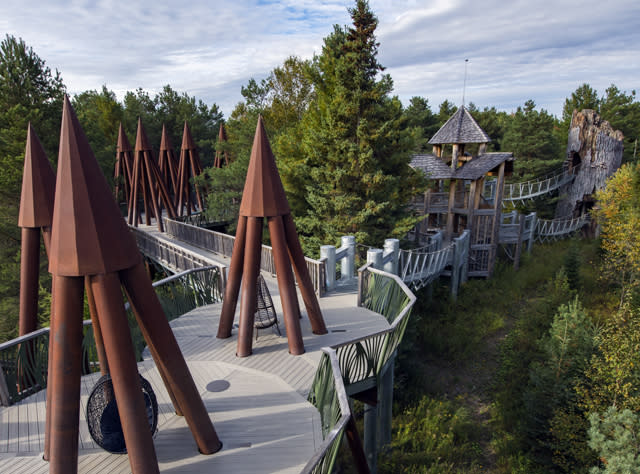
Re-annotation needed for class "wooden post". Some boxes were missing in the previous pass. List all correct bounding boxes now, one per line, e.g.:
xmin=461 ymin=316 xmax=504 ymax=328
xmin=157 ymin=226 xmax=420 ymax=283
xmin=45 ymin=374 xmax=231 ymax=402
xmin=488 ymin=162 xmax=506 ymax=276
xmin=514 ymin=215 xmax=525 ymax=270
xmin=446 ymin=179 xmax=457 ymax=240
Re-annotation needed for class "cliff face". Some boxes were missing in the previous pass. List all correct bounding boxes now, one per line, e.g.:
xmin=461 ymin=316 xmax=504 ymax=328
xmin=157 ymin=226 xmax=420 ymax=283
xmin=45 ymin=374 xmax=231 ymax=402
xmin=555 ymin=109 xmax=624 ymax=218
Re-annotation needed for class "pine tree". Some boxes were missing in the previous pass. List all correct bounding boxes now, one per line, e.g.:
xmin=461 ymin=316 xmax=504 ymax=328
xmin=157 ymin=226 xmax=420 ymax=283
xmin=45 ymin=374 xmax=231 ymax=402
xmin=295 ymin=0 xmax=424 ymax=251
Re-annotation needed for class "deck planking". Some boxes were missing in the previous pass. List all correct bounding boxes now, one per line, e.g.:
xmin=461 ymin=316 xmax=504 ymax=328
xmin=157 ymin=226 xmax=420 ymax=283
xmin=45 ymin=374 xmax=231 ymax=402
xmin=0 ymin=274 xmax=388 ymax=473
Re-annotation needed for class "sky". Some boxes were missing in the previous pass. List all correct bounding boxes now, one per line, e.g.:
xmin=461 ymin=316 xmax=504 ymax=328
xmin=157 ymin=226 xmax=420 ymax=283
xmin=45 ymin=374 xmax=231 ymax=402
xmin=1 ymin=0 xmax=638 ymax=119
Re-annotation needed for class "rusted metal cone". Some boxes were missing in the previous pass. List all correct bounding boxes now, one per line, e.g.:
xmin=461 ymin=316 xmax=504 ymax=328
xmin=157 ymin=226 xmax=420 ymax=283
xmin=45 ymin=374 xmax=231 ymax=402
xmin=218 ymin=116 xmax=327 ymax=356
xmin=213 ymin=122 xmax=230 ymax=168
xmin=18 ymin=123 xmax=55 ymax=336
xmin=115 ymin=123 xmax=134 ymax=204
xmin=176 ymin=121 xmax=204 ymax=215
xmin=45 ymin=97 xmax=220 ymax=473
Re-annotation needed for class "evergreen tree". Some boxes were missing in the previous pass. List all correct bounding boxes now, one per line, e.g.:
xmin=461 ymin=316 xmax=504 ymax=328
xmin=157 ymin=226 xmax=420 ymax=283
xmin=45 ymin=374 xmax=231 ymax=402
xmin=0 ymin=35 xmax=65 ymax=341
xmin=295 ymin=0 xmax=424 ymax=251
xmin=403 ymin=96 xmax=439 ymax=153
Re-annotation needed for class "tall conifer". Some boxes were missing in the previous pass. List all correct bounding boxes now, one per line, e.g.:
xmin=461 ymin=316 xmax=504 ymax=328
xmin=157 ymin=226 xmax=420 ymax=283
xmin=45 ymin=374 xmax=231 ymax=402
xmin=295 ymin=0 xmax=423 ymax=250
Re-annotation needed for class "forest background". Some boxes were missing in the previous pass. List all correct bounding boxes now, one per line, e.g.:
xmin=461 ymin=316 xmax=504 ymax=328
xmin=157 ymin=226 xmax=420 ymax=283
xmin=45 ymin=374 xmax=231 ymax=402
xmin=1 ymin=1 xmax=640 ymax=471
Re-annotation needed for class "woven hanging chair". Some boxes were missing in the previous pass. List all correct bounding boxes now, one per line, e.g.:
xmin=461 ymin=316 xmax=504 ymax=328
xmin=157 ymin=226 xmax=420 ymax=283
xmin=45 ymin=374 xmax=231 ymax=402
xmin=86 ymin=374 xmax=158 ymax=453
xmin=254 ymin=274 xmax=281 ymax=339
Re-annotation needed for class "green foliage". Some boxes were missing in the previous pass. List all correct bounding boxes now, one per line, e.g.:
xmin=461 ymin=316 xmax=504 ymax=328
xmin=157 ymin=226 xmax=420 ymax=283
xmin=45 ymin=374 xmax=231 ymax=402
xmin=380 ymin=396 xmax=484 ymax=473
xmin=593 ymin=163 xmax=640 ymax=297
xmin=0 ymin=35 xmax=65 ymax=342
xmin=403 ymin=96 xmax=439 ymax=153
xmin=588 ymin=406 xmax=640 ymax=473
xmin=294 ymin=0 xmax=425 ymax=250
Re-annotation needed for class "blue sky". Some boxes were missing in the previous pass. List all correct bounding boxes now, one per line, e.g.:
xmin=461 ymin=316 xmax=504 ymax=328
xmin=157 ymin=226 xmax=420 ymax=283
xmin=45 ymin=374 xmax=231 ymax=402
xmin=1 ymin=0 xmax=638 ymax=118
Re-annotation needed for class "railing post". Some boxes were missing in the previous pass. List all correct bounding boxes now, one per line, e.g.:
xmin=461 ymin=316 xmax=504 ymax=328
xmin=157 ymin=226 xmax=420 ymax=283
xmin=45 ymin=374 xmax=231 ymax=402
xmin=383 ymin=239 xmax=399 ymax=275
xmin=341 ymin=236 xmax=356 ymax=280
xmin=450 ymin=239 xmax=461 ymax=300
xmin=321 ymin=245 xmax=336 ymax=291
xmin=527 ymin=213 xmax=537 ymax=253
xmin=367 ymin=249 xmax=383 ymax=270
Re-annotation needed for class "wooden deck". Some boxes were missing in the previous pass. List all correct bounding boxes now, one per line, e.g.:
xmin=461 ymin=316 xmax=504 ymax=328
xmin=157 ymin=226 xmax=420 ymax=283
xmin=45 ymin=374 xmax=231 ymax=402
xmin=0 ymin=277 xmax=389 ymax=473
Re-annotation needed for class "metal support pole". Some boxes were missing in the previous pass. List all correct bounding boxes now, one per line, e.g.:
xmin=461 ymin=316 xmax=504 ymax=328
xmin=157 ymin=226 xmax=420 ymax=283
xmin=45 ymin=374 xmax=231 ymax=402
xmin=218 ymin=216 xmax=247 ymax=338
xmin=364 ymin=402 xmax=378 ymax=473
xmin=379 ymin=355 xmax=395 ymax=449
xmin=341 ymin=236 xmax=355 ymax=281
xmin=120 ymin=262 xmax=222 ymax=454
xmin=383 ymin=239 xmax=399 ymax=275
xmin=320 ymin=245 xmax=336 ymax=291
xmin=268 ymin=216 xmax=304 ymax=355
xmin=19 ymin=227 xmax=40 ymax=336
xmin=48 ymin=275 xmax=84 ymax=474
xmin=90 ymin=273 xmax=159 ymax=474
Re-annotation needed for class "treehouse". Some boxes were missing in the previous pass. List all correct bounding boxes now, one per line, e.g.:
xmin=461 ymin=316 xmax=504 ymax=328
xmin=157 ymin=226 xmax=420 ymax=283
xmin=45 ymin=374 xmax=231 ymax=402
xmin=410 ymin=106 xmax=514 ymax=277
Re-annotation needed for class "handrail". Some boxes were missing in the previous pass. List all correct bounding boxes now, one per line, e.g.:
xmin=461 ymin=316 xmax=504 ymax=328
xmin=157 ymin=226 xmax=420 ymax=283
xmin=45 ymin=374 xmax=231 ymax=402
xmin=0 ymin=266 xmax=222 ymax=406
xmin=303 ymin=264 xmax=416 ymax=473
xmin=163 ymin=217 xmax=326 ymax=297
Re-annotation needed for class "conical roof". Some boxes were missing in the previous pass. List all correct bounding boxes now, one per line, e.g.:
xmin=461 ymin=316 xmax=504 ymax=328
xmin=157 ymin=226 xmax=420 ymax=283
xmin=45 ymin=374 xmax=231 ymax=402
xmin=18 ymin=124 xmax=56 ymax=228
xmin=239 ymin=116 xmax=290 ymax=217
xmin=49 ymin=96 xmax=141 ymax=276
xmin=428 ymin=106 xmax=490 ymax=145
xmin=160 ymin=123 xmax=174 ymax=151
xmin=135 ymin=118 xmax=153 ymax=151
xmin=218 ymin=123 xmax=227 ymax=142
xmin=116 ymin=123 xmax=132 ymax=152
xmin=181 ymin=121 xmax=197 ymax=150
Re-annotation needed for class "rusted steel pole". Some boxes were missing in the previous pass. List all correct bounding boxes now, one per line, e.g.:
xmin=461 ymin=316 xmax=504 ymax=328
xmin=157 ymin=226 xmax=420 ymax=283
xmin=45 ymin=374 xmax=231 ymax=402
xmin=85 ymin=277 xmax=108 ymax=375
xmin=48 ymin=275 xmax=84 ymax=474
xmin=237 ymin=217 xmax=263 ymax=357
xmin=132 ymin=313 xmax=183 ymax=416
xmin=120 ymin=262 xmax=222 ymax=454
xmin=90 ymin=273 xmax=160 ymax=474
xmin=282 ymin=213 xmax=327 ymax=334
xmin=268 ymin=216 xmax=304 ymax=355
xmin=217 ymin=215 xmax=247 ymax=338
xmin=19 ymin=227 xmax=40 ymax=336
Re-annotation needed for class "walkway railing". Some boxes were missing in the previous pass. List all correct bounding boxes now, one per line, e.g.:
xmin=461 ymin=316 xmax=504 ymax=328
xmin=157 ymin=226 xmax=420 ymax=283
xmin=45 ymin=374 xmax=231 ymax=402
xmin=163 ymin=217 xmax=326 ymax=297
xmin=303 ymin=265 xmax=416 ymax=473
xmin=0 ymin=266 xmax=223 ymax=406
xmin=535 ymin=214 xmax=589 ymax=243
xmin=131 ymin=225 xmax=226 ymax=275
xmin=503 ymin=165 xmax=577 ymax=204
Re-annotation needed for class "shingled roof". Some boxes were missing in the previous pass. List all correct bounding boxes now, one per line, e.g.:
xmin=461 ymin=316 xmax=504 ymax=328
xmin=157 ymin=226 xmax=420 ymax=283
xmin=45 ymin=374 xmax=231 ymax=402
xmin=428 ymin=106 xmax=491 ymax=145
xmin=454 ymin=152 xmax=514 ymax=180
xmin=410 ymin=154 xmax=455 ymax=179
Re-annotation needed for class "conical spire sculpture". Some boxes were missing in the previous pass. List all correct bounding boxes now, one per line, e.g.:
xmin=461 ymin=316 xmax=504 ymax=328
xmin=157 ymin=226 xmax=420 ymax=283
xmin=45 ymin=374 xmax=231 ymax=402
xmin=213 ymin=122 xmax=230 ymax=168
xmin=217 ymin=116 xmax=327 ymax=356
xmin=114 ymin=123 xmax=134 ymax=205
xmin=157 ymin=123 xmax=178 ymax=201
xmin=18 ymin=124 xmax=56 ymax=337
xmin=45 ymin=97 xmax=221 ymax=474
xmin=176 ymin=121 xmax=204 ymax=216
xmin=128 ymin=118 xmax=176 ymax=231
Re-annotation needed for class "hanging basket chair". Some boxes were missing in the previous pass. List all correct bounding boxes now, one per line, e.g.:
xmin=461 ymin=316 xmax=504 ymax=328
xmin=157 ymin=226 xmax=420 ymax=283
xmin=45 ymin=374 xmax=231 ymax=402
xmin=86 ymin=374 xmax=158 ymax=454
xmin=254 ymin=274 xmax=281 ymax=339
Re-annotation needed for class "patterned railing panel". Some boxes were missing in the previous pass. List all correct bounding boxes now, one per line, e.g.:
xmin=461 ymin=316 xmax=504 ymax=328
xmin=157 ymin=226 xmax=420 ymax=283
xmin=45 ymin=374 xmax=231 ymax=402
xmin=0 ymin=266 xmax=222 ymax=406
xmin=303 ymin=266 xmax=416 ymax=473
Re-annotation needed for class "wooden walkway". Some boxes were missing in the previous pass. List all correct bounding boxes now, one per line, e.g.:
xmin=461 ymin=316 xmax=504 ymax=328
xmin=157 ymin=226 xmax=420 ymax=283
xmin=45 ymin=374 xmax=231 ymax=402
xmin=0 ymin=278 xmax=388 ymax=473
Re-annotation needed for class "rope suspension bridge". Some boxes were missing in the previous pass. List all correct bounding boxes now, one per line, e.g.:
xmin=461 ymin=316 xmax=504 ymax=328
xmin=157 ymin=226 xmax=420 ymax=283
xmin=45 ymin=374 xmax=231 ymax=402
xmin=500 ymin=164 xmax=578 ymax=205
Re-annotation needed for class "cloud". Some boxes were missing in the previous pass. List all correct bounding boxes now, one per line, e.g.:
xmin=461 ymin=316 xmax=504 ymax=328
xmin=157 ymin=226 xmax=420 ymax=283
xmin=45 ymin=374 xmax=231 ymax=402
xmin=0 ymin=0 xmax=638 ymax=118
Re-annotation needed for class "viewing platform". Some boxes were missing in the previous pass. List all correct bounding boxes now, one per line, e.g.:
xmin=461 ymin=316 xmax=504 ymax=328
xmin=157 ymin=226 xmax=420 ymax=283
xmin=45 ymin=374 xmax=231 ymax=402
xmin=0 ymin=273 xmax=391 ymax=473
